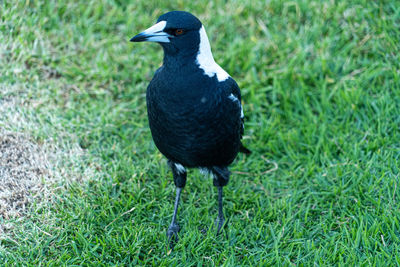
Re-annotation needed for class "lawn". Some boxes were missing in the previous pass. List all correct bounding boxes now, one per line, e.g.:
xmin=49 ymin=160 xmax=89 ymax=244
xmin=1 ymin=0 xmax=400 ymax=265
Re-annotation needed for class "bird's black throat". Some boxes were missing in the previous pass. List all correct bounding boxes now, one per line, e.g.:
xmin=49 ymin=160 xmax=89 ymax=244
xmin=161 ymin=50 xmax=199 ymax=71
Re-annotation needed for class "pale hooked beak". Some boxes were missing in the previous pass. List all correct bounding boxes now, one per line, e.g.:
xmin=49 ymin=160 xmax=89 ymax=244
xmin=130 ymin=20 xmax=171 ymax=43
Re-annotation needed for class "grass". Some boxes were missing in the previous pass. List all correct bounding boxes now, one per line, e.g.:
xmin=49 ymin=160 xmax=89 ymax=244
xmin=1 ymin=0 xmax=400 ymax=265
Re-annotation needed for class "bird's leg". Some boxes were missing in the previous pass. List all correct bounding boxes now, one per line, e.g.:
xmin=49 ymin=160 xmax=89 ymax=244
xmin=166 ymin=160 xmax=187 ymax=249
xmin=167 ymin=186 xmax=182 ymax=246
xmin=211 ymin=166 xmax=230 ymax=235
xmin=215 ymin=186 xmax=225 ymax=235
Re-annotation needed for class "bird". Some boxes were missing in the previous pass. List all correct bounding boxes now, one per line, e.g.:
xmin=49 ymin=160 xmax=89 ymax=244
xmin=130 ymin=11 xmax=250 ymax=247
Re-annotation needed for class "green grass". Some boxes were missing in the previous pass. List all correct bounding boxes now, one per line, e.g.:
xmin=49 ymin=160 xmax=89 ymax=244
xmin=1 ymin=0 xmax=400 ymax=265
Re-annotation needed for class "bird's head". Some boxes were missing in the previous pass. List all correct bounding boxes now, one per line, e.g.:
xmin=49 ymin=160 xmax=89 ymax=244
xmin=130 ymin=11 xmax=204 ymax=57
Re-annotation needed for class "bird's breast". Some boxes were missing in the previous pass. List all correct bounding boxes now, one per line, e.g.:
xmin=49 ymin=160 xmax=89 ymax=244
xmin=146 ymin=83 xmax=240 ymax=166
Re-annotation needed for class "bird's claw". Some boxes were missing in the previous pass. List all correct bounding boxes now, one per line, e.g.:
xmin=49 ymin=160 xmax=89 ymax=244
xmin=167 ymin=223 xmax=180 ymax=249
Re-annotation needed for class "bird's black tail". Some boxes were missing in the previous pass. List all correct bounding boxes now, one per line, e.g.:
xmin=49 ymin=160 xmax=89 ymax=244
xmin=239 ymin=142 xmax=251 ymax=154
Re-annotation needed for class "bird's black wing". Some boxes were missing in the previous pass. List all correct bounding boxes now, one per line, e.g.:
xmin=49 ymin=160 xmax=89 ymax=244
xmin=229 ymin=79 xmax=244 ymax=137
xmin=224 ymin=78 xmax=251 ymax=154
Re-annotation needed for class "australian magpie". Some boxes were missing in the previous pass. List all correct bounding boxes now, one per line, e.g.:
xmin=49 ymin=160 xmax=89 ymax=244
xmin=130 ymin=11 xmax=250 ymax=247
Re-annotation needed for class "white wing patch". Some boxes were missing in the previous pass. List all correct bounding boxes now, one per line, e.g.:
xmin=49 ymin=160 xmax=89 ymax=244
xmin=229 ymin=93 xmax=244 ymax=118
xmin=228 ymin=93 xmax=238 ymax=102
xmin=196 ymin=26 xmax=230 ymax=82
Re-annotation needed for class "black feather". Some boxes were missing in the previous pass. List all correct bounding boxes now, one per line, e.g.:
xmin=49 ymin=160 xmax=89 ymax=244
xmin=137 ymin=10 xmax=250 ymax=169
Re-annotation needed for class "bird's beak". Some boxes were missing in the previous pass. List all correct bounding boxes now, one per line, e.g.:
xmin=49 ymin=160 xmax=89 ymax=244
xmin=130 ymin=20 xmax=171 ymax=43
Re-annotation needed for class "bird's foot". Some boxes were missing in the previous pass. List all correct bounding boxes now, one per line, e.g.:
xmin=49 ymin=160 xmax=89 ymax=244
xmin=167 ymin=223 xmax=180 ymax=249
xmin=214 ymin=216 xmax=225 ymax=235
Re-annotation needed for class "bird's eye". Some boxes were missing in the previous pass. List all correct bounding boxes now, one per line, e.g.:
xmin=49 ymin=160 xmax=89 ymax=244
xmin=175 ymin=29 xmax=185 ymax=36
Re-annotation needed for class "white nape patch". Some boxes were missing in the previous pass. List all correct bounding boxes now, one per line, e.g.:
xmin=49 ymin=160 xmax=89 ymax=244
xmin=174 ymin=163 xmax=186 ymax=174
xmin=196 ymin=26 xmax=230 ymax=82
xmin=142 ymin=20 xmax=170 ymax=43
xmin=229 ymin=93 xmax=244 ymax=118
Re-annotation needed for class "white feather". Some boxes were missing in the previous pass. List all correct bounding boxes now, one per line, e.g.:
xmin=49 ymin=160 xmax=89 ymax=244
xmin=196 ymin=26 xmax=229 ymax=82
xmin=174 ymin=163 xmax=186 ymax=174
xmin=199 ymin=167 xmax=214 ymax=179
xmin=228 ymin=93 xmax=244 ymax=118
xmin=228 ymin=93 xmax=238 ymax=102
